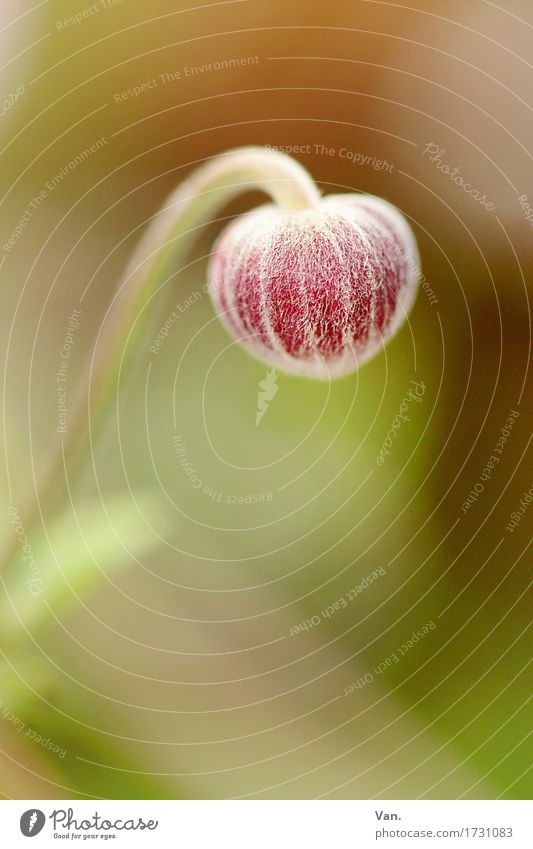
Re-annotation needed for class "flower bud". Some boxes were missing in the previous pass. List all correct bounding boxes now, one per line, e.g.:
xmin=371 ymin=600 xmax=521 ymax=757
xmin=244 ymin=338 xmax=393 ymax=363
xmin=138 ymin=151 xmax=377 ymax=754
xmin=208 ymin=194 xmax=420 ymax=378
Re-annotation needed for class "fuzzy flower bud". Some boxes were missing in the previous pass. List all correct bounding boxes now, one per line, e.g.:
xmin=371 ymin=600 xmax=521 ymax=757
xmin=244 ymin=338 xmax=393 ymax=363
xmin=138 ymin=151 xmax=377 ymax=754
xmin=208 ymin=193 xmax=420 ymax=378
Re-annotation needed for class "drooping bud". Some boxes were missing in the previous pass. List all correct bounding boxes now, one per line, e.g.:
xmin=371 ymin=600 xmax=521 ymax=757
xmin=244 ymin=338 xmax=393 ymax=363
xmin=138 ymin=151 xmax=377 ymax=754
xmin=208 ymin=193 xmax=419 ymax=378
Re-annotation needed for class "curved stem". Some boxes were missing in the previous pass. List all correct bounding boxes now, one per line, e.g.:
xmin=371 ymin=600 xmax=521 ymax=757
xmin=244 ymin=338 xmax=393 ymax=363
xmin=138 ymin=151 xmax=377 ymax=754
xmin=2 ymin=147 xmax=320 ymax=571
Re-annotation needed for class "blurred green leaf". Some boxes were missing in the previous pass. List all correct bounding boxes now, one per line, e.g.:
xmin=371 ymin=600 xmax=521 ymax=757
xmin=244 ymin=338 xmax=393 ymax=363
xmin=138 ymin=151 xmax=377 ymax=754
xmin=1 ymin=488 xmax=170 ymax=648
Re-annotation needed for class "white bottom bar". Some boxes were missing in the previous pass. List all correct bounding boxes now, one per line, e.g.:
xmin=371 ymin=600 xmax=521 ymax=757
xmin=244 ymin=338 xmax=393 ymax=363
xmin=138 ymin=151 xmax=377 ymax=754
xmin=1 ymin=800 xmax=530 ymax=848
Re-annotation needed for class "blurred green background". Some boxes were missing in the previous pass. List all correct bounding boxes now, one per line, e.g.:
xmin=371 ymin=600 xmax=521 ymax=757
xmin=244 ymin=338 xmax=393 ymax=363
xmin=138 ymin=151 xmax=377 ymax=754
xmin=0 ymin=0 xmax=531 ymax=799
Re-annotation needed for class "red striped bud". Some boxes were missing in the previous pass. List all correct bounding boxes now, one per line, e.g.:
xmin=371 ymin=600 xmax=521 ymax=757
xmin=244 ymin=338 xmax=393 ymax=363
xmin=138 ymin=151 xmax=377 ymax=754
xmin=208 ymin=193 xmax=419 ymax=378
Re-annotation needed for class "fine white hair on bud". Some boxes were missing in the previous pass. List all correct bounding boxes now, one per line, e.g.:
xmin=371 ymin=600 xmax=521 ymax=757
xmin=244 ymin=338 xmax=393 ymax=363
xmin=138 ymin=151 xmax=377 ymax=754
xmin=208 ymin=192 xmax=420 ymax=379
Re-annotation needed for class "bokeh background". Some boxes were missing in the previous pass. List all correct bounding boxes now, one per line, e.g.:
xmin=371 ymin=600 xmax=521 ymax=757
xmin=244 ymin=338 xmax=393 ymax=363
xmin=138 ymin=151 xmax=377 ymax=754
xmin=0 ymin=0 xmax=531 ymax=799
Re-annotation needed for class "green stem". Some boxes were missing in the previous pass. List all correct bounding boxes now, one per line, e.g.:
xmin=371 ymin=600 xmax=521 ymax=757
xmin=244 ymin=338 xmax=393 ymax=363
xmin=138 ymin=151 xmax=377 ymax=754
xmin=2 ymin=147 xmax=320 ymax=573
